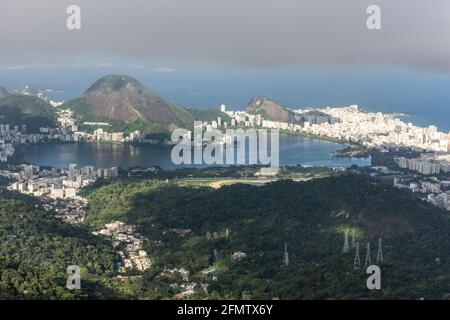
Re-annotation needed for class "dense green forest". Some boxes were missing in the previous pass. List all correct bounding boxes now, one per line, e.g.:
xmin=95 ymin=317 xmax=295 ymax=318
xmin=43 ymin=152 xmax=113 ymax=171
xmin=80 ymin=174 xmax=450 ymax=299
xmin=3 ymin=172 xmax=450 ymax=299
xmin=0 ymin=191 xmax=120 ymax=299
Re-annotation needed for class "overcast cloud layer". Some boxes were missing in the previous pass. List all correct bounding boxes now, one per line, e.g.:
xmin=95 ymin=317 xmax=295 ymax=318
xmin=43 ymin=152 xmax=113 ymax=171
xmin=0 ymin=0 xmax=449 ymax=70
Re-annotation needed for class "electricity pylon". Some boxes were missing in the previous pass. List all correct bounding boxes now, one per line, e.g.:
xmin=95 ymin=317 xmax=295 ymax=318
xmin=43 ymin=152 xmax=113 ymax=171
xmin=353 ymin=242 xmax=361 ymax=270
xmin=364 ymin=242 xmax=372 ymax=267
xmin=376 ymin=237 xmax=383 ymax=263
xmin=342 ymin=230 xmax=350 ymax=253
xmin=351 ymin=230 xmax=356 ymax=248
xmin=283 ymin=242 xmax=289 ymax=267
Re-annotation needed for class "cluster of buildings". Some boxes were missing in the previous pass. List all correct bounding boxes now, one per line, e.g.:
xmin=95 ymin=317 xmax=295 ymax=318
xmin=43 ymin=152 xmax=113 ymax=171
xmin=0 ymin=122 xmax=86 ymax=162
xmin=1 ymin=163 xmax=120 ymax=224
xmin=394 ymin=176 xmax=450 ymax=211
xmin=93 ymin=221 xmax=151 ymax=273
xmin=0 ymin=123 xmax=78 ymax=162
xmin=227 ymin=112 xmax=262 ymax=129
xmin=308 ymin=105 xmax=450 ymax=153
xmin=0 ymin=105 xmax=165 ymax=160
xmin=209 ymin=104 xmax=450 ymax=155
xmin=0 ymin=142 xmax=14 ymax=162
xmin=222 ymin=103 xmax=450 ymax=155
xmin=173 ymin=283 xmax=198 ymax=298
xmin=57 ymin=109 xmax=79 ymax=132
xmin=58 ymin=110 xmax=134 ymax=143
xmin=198 ymin=104 xmax=450 ymax=154
xmin=223 ymin=106 xmax=298 ymax=131
xmin=3 ymin=161 xmax=153 ymax=273
xmin=176 ymin=104 xmax=300 ymax=147
xmin=58 ymin=109 xmax=158 ymax=144
xmin=38 ymin=126 xmax=81 ymax=142
xmin=41 ymin=198 xmax=88 ymax=224
xmin=230 ymin=251 xmax=247 ymax=262
xmin=6 ymin=163 xmax=118 ymax=200
xmin=428 ymin=192 xmax=450 ymax=211
xmin=92 ymin=128 xmax=124 ymax=142
xmin=163 ymin=267 xmax=210 ymax=298
xmin=206 ymin=104 xmax=450 ymax=214
xmin=58 ymin=108 xmax=158 ymax=143
xmin=91 ymin=128 xmax=155 ymax=143
xmin=396 ymin=154 xmax=450 ymax=175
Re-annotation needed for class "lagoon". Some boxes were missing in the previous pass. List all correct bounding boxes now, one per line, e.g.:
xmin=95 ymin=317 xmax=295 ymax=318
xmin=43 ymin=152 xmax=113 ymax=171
xmin=17 ymin=134 xmax=371 ymax=170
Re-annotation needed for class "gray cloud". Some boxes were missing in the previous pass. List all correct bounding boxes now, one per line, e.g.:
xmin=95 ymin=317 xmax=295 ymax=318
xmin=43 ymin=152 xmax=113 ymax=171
xmin=0 ymin=0 xmax=449 ymax=70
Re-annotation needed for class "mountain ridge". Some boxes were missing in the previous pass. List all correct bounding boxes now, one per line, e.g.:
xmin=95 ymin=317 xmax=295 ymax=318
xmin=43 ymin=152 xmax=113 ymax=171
xmin=80 ymin=173 xmax=450 ymax=299
xmin=63 ymin=75 xmax=195 ymax=134
xmin=0 ymin=88 xmax=56 ymax=132
xmin=246 ymin=96 xmax=299 ymax=123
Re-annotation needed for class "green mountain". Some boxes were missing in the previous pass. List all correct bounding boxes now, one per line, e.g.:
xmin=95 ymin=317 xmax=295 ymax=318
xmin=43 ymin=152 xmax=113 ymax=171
xmin=3 ymin=169 xmax=450 ymax=299
xmin=81 ymin=173 xmax=450 ymax=299
xmin=0 ymin=191 xmax=120 ymax=299
xmin=246 ymin=96 xmax=299 ymax=123
xmin=62 ymin=75 xmax=194 ymax=135
xmin=62 ymin=75 xmax=234 ymax=137
xmin=16 ymin=86 xmax=50 ymax=103
xmin=188 ymin=108 xmax=231 ymax=124
xmin=0 ymin=87 xmax=56 ymax=132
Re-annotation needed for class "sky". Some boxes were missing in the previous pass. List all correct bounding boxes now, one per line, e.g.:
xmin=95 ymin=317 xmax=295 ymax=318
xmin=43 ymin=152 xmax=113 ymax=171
xmin=0 ymin=0 xmax=450 ymax=132
xmin=0 ymin=0 xmax=449 ymax=70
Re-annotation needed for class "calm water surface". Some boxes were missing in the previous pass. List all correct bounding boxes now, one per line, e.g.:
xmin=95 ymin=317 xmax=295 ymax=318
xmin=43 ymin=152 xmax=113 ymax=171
xmin=17 ymin=135 xmax=371 ymax=170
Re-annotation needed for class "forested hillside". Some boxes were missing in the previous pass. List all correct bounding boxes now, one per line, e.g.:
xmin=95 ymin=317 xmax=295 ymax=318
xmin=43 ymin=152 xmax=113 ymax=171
xmin=0 ymin=194 xmax=120 ymax=299
xmin=3 ymin=173 xmax=450 ymax=299
xmin=0 ymin=89 xmax=57 ymax=132
xmin=81 ymin=174 xmax=450 ymax=299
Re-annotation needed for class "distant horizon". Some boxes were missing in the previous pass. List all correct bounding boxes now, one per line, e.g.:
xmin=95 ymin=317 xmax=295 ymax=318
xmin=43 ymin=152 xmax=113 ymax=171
xmin=1 ymin=64 xmax=450 ymax=132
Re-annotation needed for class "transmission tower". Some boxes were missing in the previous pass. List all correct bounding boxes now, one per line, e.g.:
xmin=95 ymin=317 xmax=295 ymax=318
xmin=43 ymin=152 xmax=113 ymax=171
xmin=342 ymin=230 xmax=350 ymax=253
xmin=353 ymin=242 xmax=361 ymax=270
xmin=364 ymin=242 xmax=372 ymax=267
xmin=283 ymin=242 xmax=289 ymax=267
xmin=376 ymin=237 xmax=383 ymax=263
xmin=351 ymin=230 xmax=356 ymax=248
